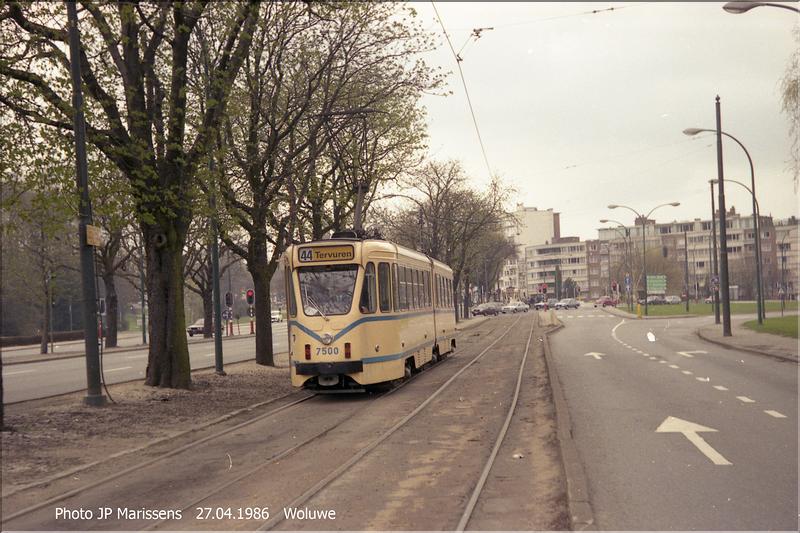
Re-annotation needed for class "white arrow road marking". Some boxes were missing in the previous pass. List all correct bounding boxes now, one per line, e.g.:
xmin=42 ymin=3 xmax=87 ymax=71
xmin=647 ymin=332 xmax=656 ymax=342
xmin=584 ymin=352 xmax=604 ymax=360
xmin=656 ymin=416 xmax=732 ymax=465
xmin=764 ymin=410 xmax=786 ymax=418
xmin=677 ymin=350 xmax=708 ymax=358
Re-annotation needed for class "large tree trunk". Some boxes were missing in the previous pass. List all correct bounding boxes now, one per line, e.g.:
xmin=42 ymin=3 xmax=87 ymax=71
xmin=102 ymin=272 xmax=119 ymax=348
xmin=250 ymin=259 xmax=278 ymax=366
xmin=144 ymin=223 xmax=191 ymax=388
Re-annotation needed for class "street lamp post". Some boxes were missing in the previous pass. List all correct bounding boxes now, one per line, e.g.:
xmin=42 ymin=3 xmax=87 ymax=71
xmin=710 ymin=177 xmax=763 ymax=318
xmin=607 ymin=202 xmax=681 ymax=316
xmin=600 ymin=219 xmax=633 ymax=310
xmin=684 ymin=126 xmax=763 ymax=324
xmin=779 ymin=232 xmax=790 ymax=316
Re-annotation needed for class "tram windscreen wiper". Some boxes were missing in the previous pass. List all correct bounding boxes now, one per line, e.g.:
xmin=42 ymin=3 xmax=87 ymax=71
xmin=303 ymin=289 xmax=329 ymax=321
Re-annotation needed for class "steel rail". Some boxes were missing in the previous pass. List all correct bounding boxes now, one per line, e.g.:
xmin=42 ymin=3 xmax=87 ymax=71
xmin=2 ymin=394 xmax=316 ymax=523
xmin=143 ymin=348 xmax=456 ymax=531
xmin=256 ymin=314 xmax=525 ymax=531
xmin=456 ymin=312 xmax=536 ymax=530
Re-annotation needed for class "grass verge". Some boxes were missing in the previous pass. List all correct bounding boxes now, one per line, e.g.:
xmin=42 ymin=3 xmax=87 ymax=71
xmin=743 ymin=316 xmax=799 ymax=339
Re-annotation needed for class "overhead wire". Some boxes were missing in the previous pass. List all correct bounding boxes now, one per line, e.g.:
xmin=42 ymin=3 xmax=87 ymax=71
xmin=431 ymin=1 xmax=493 ymax=180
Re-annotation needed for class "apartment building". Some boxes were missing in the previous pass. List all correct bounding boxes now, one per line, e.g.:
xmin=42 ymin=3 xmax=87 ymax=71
xmin=775 ymin=217 xmax=798 ymax=300
xmin=524 ymin=237 xmax=588 ymax=298
xmin=498 ymin=205 xmax=559 ymax=299
xmin=596 ymin=206 xmax=778 ymax=300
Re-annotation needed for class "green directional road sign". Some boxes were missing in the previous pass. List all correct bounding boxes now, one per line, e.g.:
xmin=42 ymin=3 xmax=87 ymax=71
xmin=647 ymin=274 xmax=667 ymax=295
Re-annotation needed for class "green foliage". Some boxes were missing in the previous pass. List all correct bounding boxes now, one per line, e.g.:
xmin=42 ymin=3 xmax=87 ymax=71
xmin=744 ymin=315 xmax=799 ymax=339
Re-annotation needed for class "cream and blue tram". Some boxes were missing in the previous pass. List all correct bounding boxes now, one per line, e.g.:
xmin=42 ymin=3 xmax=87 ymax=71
xmin=283 ymin=237 xmax=457 ymax=391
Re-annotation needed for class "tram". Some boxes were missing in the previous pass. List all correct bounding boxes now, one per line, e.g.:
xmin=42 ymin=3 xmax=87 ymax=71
xmin=283 ymin=232 xmax=456 ymax=392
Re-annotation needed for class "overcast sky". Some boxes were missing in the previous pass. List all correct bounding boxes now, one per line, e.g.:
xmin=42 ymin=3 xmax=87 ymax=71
xmin=412 ymin=1 xmax=798 ymax=239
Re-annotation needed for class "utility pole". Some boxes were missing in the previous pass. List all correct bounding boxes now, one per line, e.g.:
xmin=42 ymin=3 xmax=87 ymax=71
xmin=67 ymin=1 xmax=105 ymax=406
xmin=209 ymin=157 xmax=225 ymax=375
xmin=709 ymin=180 xmax=720 ymax=324
xmin=138 ymin=233 xmax=147 ymax=345
xmin=684 ymin=232 xmax=690 ymax=312
xmin=715 ymin=96 xmax=733 ymax=336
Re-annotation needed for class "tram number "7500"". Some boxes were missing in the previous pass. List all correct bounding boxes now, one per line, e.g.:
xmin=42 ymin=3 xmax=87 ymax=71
xmin=316 ymin=347 xmax=339 ymax=356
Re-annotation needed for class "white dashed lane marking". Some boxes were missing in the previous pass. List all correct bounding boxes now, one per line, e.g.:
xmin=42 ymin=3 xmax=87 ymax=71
xmin=736 ymin=396 xmax=756 ymax=403
xmin=764 ymin=410 xmax=786 ymax=418
xmin=713 ymin=385 xmax=728 ymax=391
xmin=682 ymin=370 xmax=693 ymax=375
xmin=104 ymin=366 xmax=132 ymax=373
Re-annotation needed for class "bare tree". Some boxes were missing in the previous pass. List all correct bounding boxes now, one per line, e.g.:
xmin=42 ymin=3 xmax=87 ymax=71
xmin=1 ymin=1 xmax=260 ymax=387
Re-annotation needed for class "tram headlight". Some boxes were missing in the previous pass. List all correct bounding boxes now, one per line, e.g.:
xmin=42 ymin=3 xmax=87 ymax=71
xmin=321 ymin=333 xmax=333 ymax=345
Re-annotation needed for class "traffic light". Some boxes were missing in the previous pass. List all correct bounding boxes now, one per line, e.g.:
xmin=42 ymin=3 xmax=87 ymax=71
xmin=246 ymin=289 xmax=254 ymax=305
xmin=225 ymin=291 xmax=232 ymax=308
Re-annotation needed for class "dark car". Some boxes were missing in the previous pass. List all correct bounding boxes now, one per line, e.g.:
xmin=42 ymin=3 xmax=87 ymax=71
xmin=472 ymin=303 xmax=500 ymax=316
xmin=535 ymin=298 xmax=559 ymax=310
xmin=595 ymin=296 xmax=618 ymax=307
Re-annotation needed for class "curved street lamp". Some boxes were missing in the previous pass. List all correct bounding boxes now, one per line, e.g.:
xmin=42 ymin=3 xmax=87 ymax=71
xmin=723 ymin=2 xmax=800 ymax=14
xmin=600 ymin=219 xmax=634 ymax=310
xmin=607 ymin=202 xmax=681 ymax=316
xmin=685 ymin=127 xmax=764 ymax=324
xmin=711 ymin=177 xmax=765 ymax=317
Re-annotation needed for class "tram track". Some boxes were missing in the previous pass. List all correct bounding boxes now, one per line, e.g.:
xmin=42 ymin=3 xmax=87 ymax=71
xmin=146 ymin=316 xmax=516 ymax=531
xmin=1 ymin=393 xmax=316 ymax=524
xmin=255 ymin=313 xmax=528 ymax=531
xmin=3 ymin=315 xmax=522 ymax=531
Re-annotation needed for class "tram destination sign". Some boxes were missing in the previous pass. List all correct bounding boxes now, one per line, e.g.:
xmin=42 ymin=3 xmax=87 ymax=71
xmin=298 ymin=245 xmax=355 ymax=263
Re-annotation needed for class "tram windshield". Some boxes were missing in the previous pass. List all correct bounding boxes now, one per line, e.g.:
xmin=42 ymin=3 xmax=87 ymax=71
xmin=297 ymin=264 xmax=358 ymax=316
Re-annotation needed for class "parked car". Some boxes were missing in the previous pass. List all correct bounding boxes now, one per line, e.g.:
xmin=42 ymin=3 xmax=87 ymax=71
xmin=646 ymin=295 xmax=666 ymax=305
xmin=187 ymin=319 xmax=208 ymax=337
xmin=502 ymin=301 xmax=529 ymax=313
xmin=555 ymin=298 xmax=580 ymax=310
xmin=534 ymin=298 xmax=559 ymax=310
xmin=704 ymin=295 xmax=714 ymax=304
xmin=594 ymin=296 xmax=618 ymax=308
xmin=271 ymin=310 xmax=283 ymax=322
xmin=664 ymin=295 xmax=681 ymax=305
xmin=472 ymin=303 xmax=500 ymax=316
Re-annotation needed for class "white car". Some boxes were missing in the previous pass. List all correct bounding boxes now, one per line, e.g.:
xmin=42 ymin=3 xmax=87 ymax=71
xmin=502 ymin=301 xmax=529 ymax=313
xmin=271 ymin=310 xmax=283 ymax=322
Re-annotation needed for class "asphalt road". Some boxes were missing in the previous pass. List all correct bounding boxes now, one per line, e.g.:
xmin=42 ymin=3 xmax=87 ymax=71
xmin=2 ymin=323 xmax=289 ymax=403
xmin=548 ymin=306 xmax=798 ymax=530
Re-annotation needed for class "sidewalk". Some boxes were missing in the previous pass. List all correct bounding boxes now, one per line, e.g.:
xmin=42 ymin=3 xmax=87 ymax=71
xmin=696 ymin=317 xmax=798 ymax=363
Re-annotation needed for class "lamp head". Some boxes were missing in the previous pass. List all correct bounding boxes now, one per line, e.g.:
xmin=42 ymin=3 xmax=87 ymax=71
xmin=608 ymin=204 xmax=619 ymax=209
xmin=683 ymin=128 xmax=705 ymax=136
xmin=599 ymin=219 xmax=609 ymax=223
xmin=669 ymin=202 xmax=681 ymax=207
xmin=722 ymin=2 xmax=758 ymax=14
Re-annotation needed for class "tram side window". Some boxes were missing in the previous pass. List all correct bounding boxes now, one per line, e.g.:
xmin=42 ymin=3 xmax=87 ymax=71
xmin=359 ymin=262 xmax=377 ymax=314
xmin=447 ymin=278 xmax=452 ymax=306
xmin=392 ymin=263 xmax=399 ymax=311
xmin=399 ymin=266 xmax=408 ymax=310
xmin=436 ymin=275 xmax=442 ymax=308
xmin=286 ymin=266 xmax=297 ymax=318
xmin=410 ymin=269 xmax=418 ymax=309
xmin=378 ymin=262 xmax=391 ymax=312
xmin=423 ymin=271 xmax=430 ymax=308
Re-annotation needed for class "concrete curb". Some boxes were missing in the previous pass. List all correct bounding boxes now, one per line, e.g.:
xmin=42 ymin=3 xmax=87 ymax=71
xmin=695 ymin=328 xmax=798 ymax=364
xmin=541 ymin=321 xmax=596 ymax=531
